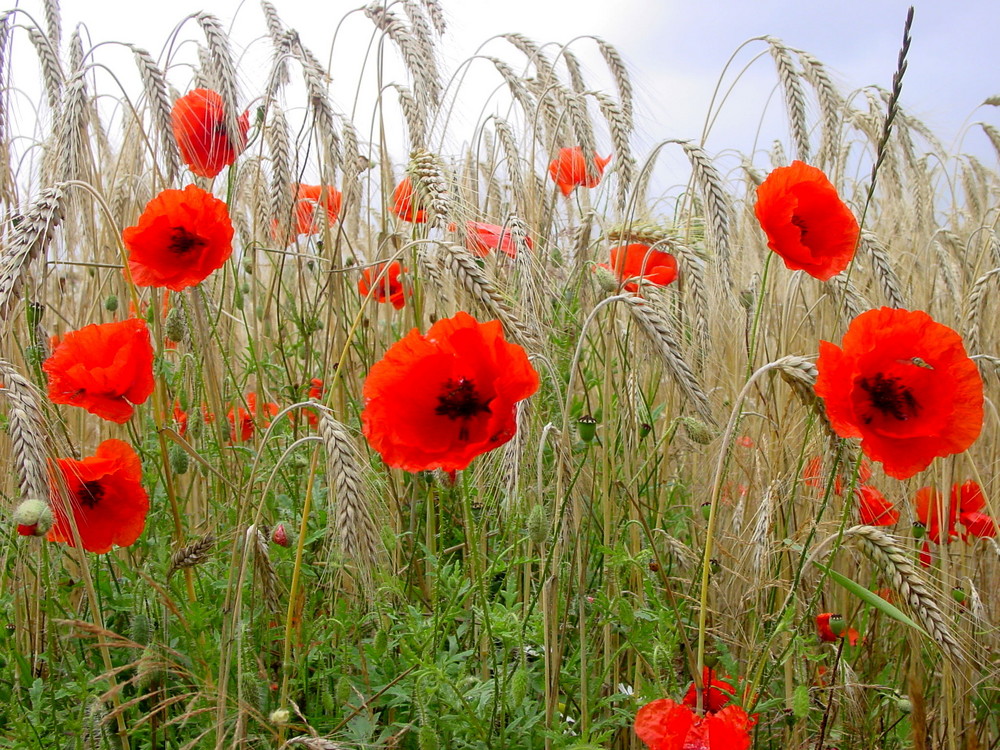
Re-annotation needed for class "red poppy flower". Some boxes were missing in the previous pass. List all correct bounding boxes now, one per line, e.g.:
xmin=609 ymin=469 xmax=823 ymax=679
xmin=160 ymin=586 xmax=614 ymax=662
xmin=458 ymin=221 xmax=533 ymax=258
xmin=122 ymin=184 xmax=235 ymax=292
xmin=228 ymin=392 xmax=279 ymax=443
xmin=305 ymin=378 xmax=324 ymax=428
xmin=635 ymin=699 xmax=752 ymax=750
xmin=47 ymin=439 xmax=149 ymax=554
xmin=681 ymin=668 xmax=736 ymax=714
xmin=171 ymin=88 xmax=249 ymax=178
xmin=390 ymin=177 xmax=427 ymax=223
xmin=803 ymin=456 xmax=873 ymax=494
xmin=597 ymin=244 xmax=678 ymax=293
xmin=815 ymin=308 xmax=984 ymax=480
xmin=856 ymin=485 xmax=899 ymax=526
xmin=358 ymin=262 xmax=409 ymax=310
xmin=548 ymin=147 xmax=612 ymax=196
xmin=43 ymin=319 xmax=154 ymax=423
xmin=294 ymin=184 xmax=342 ymax=235
xmin=754 ymin=160 xmax=860 ymax=281
xmin=951 ymin=480 xmax=997 ymax=539
xmin=914 ymin=487 xmax=954 ymax=545
xmin=361 ymin=311 xmax=540 ymax=472
xmin=815 ymin=613 xmax=860 ymax=646
xmin=173 ymin=400 xmax=188 ymax=436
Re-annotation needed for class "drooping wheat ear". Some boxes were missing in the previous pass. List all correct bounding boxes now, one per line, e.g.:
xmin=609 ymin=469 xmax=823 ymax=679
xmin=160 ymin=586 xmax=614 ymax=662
xmin=492 ymin=117 xmax=525 ymax=207
xmin=130 ymin=46 xmax=180 ymax=184
xmin=769 ymin=138 xmax=786 ymax=169
xmin=979 ymin=123 xmax=1000 ymax=162
xmin=797 ymin=50 xmax=842 ymax=172
xmin=419 ymin=0 xmax=446 ymax=35
xmin=195 ymin=12 xmax=242 ymax=152
xmin=67 ymin=27 xmax=83 ymax=76
xmin=167 ymin=534 xmax=216 ymax=581
xmin=860 ymin=231 xmax=906 ymax=309
xmin=502 ymin=32 xmax=556 ymax=83
xmin=416 ymin=243 xmax=446 ymax=297
xmin=594 ymin=37 xmax=633 ymax=130
xmin=288 ymin=33 xmax=340 ymax=179
xmin=339 ymin=115 xmax=364 ymax=235
xmin=560 ymin=48 xmax=587 ymax=93
xmin=678 ymin=141 xmax=733 ymax=292
xmin=827 ymin=272 xmax=868 ymax=322
xmin=670 ymin=240 xmax=711 ymax=361
xmin=267 ymin=107 xmax=294 ymax=245
xmin=439 ymin=243 xmax=539 ymax=350
xmin=961 ymin=159 xmax=986 ymax=222
xmin=0 ymin=185 xmax=66 ymax=321
xmin=989 ymin=232 xmax=1000 ymax=269
xmin=845 ymin=524 xmax=962 ymax=661
xmin=750 ymin=480 xmax=779 ymax=577
xmin=402 ymin=0 xmax=439 ymax=57
xmin=594 ymin=92 xmax=635 ymax=215
xmin=365 ymin=3 xmax=441 ymax=110
xmin=28 ymin=25 xmax=63 ymax=115
xmin=260 ymin=0 xmax=290 ymax=97
xmin=391 ymin=83 xmax=426 ymax=153
xmin=621 ymin=295 xmax=714 ymax=424
xmin=931 ymin=239 xmax=961 ymax=307
xmin=318 ymin=413 xmax=380 ymax=590
xmin=500 ymin=400 xmax=529 ymax=517
xmin=483 ymin=58 xmax=544 ymax=149
xmin=963 ymin=267 xmax=1000 ymax=356
xmin=54 ymin=73 xmax=90 ymax=184
xmin=0 ymin=361 xmax=49 ymax=501
xmin=408 ymin=149 xmax=451 ymax=227
xmin=248 ymin=525 xmax=281 ymax=612
xmin=772 ymin=355 xmax=838 ymax=439
xmin=765 ymin=37 xmax=810 ymax=162
xmin=525 ymin=71 xmax=568 ymax=149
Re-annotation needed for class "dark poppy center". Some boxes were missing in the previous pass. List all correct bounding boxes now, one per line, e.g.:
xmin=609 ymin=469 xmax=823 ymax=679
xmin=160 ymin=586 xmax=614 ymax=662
xmin=435 ymin=378 xmax=492 ymax=440
xmin=168 ymin=227 xmax=208 ymax=255
xmin=791 ymin=215 xmax=809 ymax=243
xmin=77 ymin=480 xmax=105 ymax=509
xmin=858 ymin=372 xmax=920 ymax=423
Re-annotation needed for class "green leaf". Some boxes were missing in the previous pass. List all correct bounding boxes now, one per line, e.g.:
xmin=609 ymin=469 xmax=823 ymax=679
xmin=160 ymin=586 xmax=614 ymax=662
xmin=821 ymin=565 xmax=925 ymax=636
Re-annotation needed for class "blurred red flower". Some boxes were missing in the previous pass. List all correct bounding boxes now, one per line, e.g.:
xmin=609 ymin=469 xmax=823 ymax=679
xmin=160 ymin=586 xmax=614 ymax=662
xmin=173 ymin=399 xmax=188 ymax=436
xmin=123 ymin=184 xmax=235 ymax=291
xmin=390 ymin=177 xmax=427 ymax=223
xmin=815 ymin=307 xmax=983 ymax=479
xmin=228 ymin=392 xmax=279 ymax=443
xmin=856 ymin=485 xmax=899 ymax=526
xmin=635 ymin=699 xmax=751 ymax=750
xmin=43 ymin=319 xmax=154 ymax=423
xmin=294 ymin=184 xmax=342 ymax=235
xmin=171 ymin=88 xmax=249 ymax=178
xmin=358 ymin=262 xmax=409 ymax=310
xmin=598 ymin=244 xmax=678 ymax=293
xmin=548 ymin=147 xmax=611 ymax=196
xmin=754 ymin=160 xmax=859 ymax=281
xmin=361 ymin=311 xmax=539 ymax=472
xmin=458 ymin=221 xmax=532 ymax=258
xmin=915 ymin=481 xmax=997 ymax=545
xmin=48 ymin=439 xmax=149 ymax=554
xmin=802 ymin=455 xmax=873 ymax=494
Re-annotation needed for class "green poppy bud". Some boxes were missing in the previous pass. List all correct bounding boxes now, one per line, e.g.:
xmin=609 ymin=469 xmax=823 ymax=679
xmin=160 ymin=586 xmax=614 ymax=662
xmin=912 ymin=522 xmax=926 ymax=539
xmin=827 ymin=614 xmax=847 ymax=637
xmin=951 ymin=587 xmax=966 ymax=604
xmin=104 ymin=295 xmax=119 ymax=312
xmin=701 ymin=502 xmax=712 ymax=521
xmin=577 ymin=415 xmax=598 ymax=443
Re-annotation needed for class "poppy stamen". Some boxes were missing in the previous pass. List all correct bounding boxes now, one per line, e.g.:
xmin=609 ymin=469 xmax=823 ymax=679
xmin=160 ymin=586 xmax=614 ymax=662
xmin=77 ymin=480 xmax=105 ymax=509
xmin=859 ymin=372 xmax=920 ymax=423
xmin=791 ymin=215 xmax=809 ymax=242
xmin=435 ymin=378 xmax=492 ymax=422
xmin=168 ymin=227 xmax=208 ymax=255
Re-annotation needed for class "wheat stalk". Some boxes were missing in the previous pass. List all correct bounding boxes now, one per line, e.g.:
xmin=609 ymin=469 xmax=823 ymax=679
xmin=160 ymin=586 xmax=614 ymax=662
xmin=0 ymin=185 xmax=66 ymax=321
xmin=621 ymin=294 xmax=714 ymax=424
xmin=131 ymin=46 xmax=180 ymax=183
xmin=0 ymin=360 xmax=49 ymax=501
xmin=766 ymin=37 xmax=810 ymax=162
xmin=167 ymin=534 xmax=216 ymax=580
xmin=318 ymin=413 xmax=380 ymax=591
xmin=845 ymin=525 xmax=962 ymax=661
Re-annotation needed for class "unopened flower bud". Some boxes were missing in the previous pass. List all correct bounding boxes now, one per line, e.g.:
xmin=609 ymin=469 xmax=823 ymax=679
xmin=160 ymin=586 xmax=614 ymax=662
xmin=14 ymin=498 xmax=53 ymax=537
xmin=164 ymin=307 xmax=185 ymax=344
xmin=896 ymin=695 xmax=913 ymax=714
xmin=268 ymin=708 xmax=291 ymax=725
xmin=104 ymin=295 xmax=119 ymax=312
xmin=271 ymin=523 xmax=290 ymax=547
xmin=827 ymin=615 xmax=847 ymax=637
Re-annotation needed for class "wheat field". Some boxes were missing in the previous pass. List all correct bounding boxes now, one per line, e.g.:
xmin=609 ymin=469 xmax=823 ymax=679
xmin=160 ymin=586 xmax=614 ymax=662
xmin=0 ymin=1 xmax=998 ymax=748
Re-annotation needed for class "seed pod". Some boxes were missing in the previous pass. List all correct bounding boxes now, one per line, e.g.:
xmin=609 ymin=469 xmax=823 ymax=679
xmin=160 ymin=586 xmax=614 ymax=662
xmin=577 ymin=415 xmax=598 ymax=443
xmin=13 ymin=498 xmax=53 ymax=537
xmin=104 ymin=295 xmax=119 ymax=312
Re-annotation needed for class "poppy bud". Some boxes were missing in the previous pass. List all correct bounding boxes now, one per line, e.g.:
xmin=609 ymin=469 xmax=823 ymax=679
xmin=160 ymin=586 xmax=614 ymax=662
xmin=271 ymin=523 xmax=290 ymax=547
xmin=703 ymin=652 xmax=719 ymax=669
xmin=105 ymin=295 xmax=119 ymax=312
xmin=169 ymin=444 xmax=189 ymax=475
xmin=638 ymin=423 xmax=653 ymax=439
xmin=912 ymin=522 xmax=926 ymax=539
xmin=14 ymin=498 xmax=54 ymax=537
xmin=896 ymin=695 xmax=913 ymax=714
xmin=827 ymin=615 xmax=846 ymax=637
xmin=591 ymin=264 xmax=619 ymax=293
xmin=164 ymin=307 xmax=185 ymax=344
xmin=680 ymin=416 xmax=714 ymax=445
xmin=700 ymin=502 xmax=712 ymax=521
xmin=577 ymin=415 xmax=598 ymax=443
xmin=951 ymin=587 xmax=966 ymax=604
xmin=709 ymin=558 xmax=721 ymax=576
xmin=527 ymin=504 xmax=548 ymax=546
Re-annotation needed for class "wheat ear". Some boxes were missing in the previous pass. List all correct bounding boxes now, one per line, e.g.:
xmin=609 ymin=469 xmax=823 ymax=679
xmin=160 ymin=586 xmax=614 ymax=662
xmin=0 ymin=361 xmax=49 ymax=501
xmin=0 ymin=186 xmax=66 ymax=321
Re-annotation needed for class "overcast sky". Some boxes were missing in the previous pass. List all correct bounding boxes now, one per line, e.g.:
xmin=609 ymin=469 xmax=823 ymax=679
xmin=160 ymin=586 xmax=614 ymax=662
xmin=28 ymin=1 xmax=1000 ymax=184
